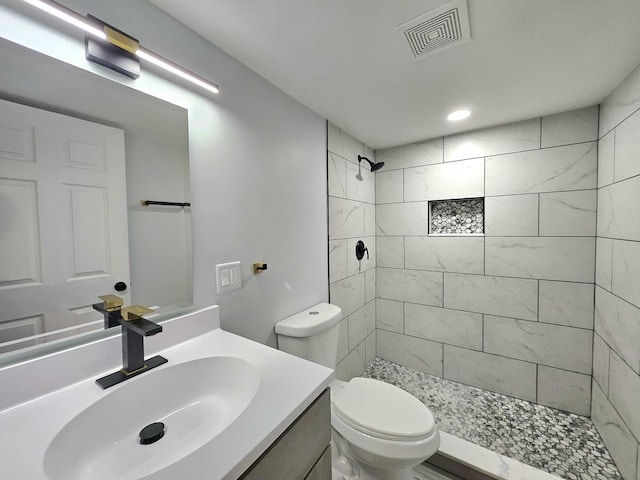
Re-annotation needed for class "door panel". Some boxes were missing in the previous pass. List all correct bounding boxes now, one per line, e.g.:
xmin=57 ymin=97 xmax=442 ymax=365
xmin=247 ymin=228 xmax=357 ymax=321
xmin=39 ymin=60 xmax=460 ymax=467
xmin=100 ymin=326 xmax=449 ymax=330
xmin=0 ymin=98 xmax=130 ymax=346
xmin=0 ymin=178 xmax=40 ymax=284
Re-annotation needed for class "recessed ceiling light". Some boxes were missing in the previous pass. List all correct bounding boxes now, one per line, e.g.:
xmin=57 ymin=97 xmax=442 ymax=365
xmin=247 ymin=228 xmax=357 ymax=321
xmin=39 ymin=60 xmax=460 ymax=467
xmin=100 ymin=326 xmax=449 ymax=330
xmin=447 ymin=109 xmax=471 ymax=121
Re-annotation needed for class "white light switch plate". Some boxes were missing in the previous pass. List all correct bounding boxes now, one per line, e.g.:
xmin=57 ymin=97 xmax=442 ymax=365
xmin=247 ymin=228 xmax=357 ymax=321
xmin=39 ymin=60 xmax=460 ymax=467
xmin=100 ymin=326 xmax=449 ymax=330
xmin=216 ymin=261 xmax=241 ymax=294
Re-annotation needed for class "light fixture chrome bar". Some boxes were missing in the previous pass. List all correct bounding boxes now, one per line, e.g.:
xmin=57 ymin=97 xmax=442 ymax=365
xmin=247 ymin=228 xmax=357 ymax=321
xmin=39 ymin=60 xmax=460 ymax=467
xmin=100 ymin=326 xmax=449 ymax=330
xmin=20 ymin=0 xmax=220 ymax=94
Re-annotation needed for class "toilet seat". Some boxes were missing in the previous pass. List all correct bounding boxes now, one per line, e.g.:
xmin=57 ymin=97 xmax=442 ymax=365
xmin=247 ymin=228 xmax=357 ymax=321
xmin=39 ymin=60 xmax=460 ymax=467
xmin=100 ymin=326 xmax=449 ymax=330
xmin=333 ymin=378 xmax=435 ymax=441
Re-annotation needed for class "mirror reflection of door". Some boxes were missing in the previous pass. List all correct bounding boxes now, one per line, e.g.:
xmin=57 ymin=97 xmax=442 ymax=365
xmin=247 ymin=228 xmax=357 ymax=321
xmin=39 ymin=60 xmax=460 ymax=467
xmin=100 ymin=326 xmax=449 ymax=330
xmin=0 ymin=98 xmax=130 ymax=352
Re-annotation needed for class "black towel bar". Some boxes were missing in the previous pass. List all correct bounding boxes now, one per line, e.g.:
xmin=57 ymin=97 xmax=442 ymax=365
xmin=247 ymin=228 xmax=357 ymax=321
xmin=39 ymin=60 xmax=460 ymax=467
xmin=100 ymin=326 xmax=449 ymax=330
xmin=141 ymin=200 xmax=191 ymax=207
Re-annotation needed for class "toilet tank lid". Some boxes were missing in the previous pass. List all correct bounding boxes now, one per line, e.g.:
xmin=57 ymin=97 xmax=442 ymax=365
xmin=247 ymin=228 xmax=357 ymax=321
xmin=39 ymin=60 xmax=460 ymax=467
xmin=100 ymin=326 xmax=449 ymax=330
xmin=275 ymin=303 xmax=342 ymax=337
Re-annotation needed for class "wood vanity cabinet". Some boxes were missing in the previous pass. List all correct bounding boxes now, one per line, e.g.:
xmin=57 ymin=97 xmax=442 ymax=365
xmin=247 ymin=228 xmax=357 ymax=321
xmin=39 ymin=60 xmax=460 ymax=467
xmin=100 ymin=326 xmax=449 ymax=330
xmin=239 ymin=388 xmax=331 ymax=480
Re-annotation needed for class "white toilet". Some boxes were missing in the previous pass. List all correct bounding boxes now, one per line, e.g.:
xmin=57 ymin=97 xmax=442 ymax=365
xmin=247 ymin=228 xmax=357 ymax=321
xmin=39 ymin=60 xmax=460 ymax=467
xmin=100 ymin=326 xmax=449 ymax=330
xmin=276 ymin=303 xmax=439 ymax=480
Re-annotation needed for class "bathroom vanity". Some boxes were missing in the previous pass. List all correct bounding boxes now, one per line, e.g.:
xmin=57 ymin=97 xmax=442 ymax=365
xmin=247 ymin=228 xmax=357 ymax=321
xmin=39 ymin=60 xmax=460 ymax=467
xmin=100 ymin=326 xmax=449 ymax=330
xmin=0 ymin=306 xmax=333 ymax=479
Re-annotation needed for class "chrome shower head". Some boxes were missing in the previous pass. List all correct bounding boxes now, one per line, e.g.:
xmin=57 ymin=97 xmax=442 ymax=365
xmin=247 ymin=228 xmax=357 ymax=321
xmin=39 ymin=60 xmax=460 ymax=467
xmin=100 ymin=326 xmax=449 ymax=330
xmin=358 ymin=155 xmax=385 ymax=172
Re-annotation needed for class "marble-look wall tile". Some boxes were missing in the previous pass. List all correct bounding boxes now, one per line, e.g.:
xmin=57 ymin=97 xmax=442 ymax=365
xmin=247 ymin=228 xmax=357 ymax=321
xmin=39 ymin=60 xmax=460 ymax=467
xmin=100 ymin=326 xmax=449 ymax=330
xmin=612 ymin=239 xmax=640 ymax=307
xmin=596 ymin=237 xmax=613 ymax=290
xmin=364 ymin=204 xmax=375 ymax=237
xmin=376 ymin=298 xmax=403 ymax=333
xmin=376 ymin=138 xmax=443 ymax=170
xmin=346 ymin=160 xmax=375 ymax=204
xmin=539 ymin=190 xmax=597 ymax=237
xmin=365 ymin=330 xmax=376 ymax=367
xmin=348 ymin=301 xmax=375 ymax=351
xmin=329 ymin=273 xmax=365 ymax=318
xmin=484 ymin=194 xmax=538 ymax=236
xmin=609 ymin=351 xmax=640 ymax=440
xmin=591 ymin=381 xmax=639 ymax=480
xmin=376 ymin=202 xmax=428 ymax=236
xmin=347 ymin=236 xmax=375 ymax=276
xmin=376 ymin=170 xmax=403 ymax=204
xmin=485 ymin=142 xmax=597 ymax=196
xmin=329 ymin=197 xmax=364 ymax=239
xmin=337 ymin=318 xmax=349 ymax=363
xmin=376 ymin=236 xmax=404 ymax=268
xmin=541 ymin=106 xmax=599 ymax=148
xmin=483 ymin=315 xmax=593 ymax=374
xmin=537 ymin=365 xmax=591 ymax=415
xmin=327 ymin=129 xmax=377 ymax=378
xmin=485 ymin=237 xmax=595 ymax=282
xmin=404 ymin=303 xmax=482 ymax=350
xmin=599 ymin=61 xmax=640 ymax=138
xmin=598 ymin=131 xmax=615 ymax=188
xmin=329 ymin=239 xmax=348 ymax=283
xmin=377 ymin=268 xmax=443 ymax=306
xmin=597 ymin=184 xmax=614 ymax=238
xmin=444 ymin=345 xmax=537 ymax=402
xmin=328 ymin=152 xmax=347 ymax=198
xmin=404 ymin=158 xmax=484 ymax=202
xmin=328 ymin=122 xmax=363 ymax=164
xmin=335 ymin=340 xmax=366 ymax=381
xmin=405 ymin=236 xmax=484 ymax=274
xmin=538 ymin=280 xmax=594 ymax=329
xmin=598 ymin=176 xmax=640 ymax=241
xmin=377 ymin=330 xmax=443 ymax=376
xmin=592 ymin=333 xmax=610 ymax=393
xmin=444 ymin=273 xmax=538 ymax=321
xmin=365 ymin=268 xmax=376 ymax=304
xmin=443 ymin=118 xmax=540 ymax=162
xmin=595 ymin=286 xmax=640 ymax=374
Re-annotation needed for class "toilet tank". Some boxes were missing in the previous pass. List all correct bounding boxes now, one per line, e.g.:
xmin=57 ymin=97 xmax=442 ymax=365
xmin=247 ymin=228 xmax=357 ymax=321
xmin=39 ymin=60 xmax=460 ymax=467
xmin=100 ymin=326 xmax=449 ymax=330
xmin=275 ymin=303 xmax=342 ymax=369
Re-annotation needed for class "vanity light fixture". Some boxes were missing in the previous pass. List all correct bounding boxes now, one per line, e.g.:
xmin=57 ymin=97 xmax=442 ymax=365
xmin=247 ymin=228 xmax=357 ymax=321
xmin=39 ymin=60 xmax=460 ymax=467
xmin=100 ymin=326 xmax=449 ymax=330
xmin=22 ymin=0 xmax=106 ymax=38
xmin=447 ymin=109 xmax=471 ymax=121
xmin=20 ymin=0 xmax=220 ymax=94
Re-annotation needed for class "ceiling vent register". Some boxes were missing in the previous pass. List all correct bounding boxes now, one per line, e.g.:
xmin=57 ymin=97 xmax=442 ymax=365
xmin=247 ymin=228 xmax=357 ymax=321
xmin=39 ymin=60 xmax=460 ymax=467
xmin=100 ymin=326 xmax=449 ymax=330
xmin=396 ymin=0 xmax=471 ymax=60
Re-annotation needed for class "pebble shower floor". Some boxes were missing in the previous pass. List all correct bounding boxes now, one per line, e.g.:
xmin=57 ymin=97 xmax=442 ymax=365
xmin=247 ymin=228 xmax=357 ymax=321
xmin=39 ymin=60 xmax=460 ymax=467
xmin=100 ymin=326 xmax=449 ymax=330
xmin=363 ymin=358 xmax=622 ymax=480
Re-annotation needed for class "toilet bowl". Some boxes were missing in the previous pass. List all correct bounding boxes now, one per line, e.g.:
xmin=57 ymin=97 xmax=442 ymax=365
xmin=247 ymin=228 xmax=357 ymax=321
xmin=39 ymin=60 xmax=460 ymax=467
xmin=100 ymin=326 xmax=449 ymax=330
xmin=276 ymin=304 xmax=440 ymax=480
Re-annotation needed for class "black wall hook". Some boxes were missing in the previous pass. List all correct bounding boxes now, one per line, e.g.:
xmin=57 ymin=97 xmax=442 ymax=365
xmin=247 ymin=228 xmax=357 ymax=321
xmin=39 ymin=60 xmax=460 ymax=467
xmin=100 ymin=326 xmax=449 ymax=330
xmin=355 ymin=240 xmax=369 ymax=261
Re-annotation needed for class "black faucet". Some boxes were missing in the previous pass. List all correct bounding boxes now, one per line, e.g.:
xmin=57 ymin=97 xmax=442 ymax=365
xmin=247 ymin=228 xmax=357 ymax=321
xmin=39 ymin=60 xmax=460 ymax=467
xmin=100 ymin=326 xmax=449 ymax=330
xmin=96 ymin=305 xmax=168 ymax=389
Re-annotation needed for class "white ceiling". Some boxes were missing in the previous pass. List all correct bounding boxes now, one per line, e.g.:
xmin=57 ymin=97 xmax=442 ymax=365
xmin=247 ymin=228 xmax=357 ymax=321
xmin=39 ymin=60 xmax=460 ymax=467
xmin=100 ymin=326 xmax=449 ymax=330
xmin=149 ymin=0 xmax=640 ymax=149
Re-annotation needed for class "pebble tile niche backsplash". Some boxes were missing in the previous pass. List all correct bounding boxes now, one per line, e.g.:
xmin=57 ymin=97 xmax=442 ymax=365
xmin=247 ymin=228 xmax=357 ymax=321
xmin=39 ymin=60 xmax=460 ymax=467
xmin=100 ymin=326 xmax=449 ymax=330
xmin=429 ymin=198 xmax=484 ymax=234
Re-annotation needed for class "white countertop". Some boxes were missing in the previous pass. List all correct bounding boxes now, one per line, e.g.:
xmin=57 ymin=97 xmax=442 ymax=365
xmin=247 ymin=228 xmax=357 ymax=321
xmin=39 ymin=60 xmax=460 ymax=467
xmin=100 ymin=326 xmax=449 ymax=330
xmin=0 ymin=305 xmax=334 ymax=479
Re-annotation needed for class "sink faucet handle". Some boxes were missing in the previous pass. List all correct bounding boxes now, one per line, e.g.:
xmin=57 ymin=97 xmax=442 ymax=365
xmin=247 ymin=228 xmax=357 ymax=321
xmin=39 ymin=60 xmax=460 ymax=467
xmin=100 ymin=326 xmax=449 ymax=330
xmin=121 ymin=305 xmax=154 ymax=321
xmin=97 ymin=294 xmax=124 ymax=311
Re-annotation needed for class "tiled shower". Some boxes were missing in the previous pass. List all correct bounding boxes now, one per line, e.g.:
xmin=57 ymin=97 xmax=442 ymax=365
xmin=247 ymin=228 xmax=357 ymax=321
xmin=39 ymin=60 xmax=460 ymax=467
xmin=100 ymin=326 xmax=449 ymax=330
xmin=328 ymin=62 xmax=640 ymax=479
xmin=375 ymin=107 xmax=597 ymax=416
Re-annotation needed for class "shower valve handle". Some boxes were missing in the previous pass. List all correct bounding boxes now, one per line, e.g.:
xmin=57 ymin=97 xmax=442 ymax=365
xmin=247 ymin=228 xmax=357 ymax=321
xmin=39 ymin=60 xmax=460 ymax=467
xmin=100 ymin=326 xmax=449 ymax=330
xmin=355 ymin=240 xmax=369 ymax=261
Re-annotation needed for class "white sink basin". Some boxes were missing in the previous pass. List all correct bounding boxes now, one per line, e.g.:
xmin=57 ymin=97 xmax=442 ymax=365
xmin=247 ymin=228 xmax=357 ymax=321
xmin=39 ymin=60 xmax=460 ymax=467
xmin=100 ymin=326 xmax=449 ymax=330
xmin=43 ymin=356 xmax=259 ymax=480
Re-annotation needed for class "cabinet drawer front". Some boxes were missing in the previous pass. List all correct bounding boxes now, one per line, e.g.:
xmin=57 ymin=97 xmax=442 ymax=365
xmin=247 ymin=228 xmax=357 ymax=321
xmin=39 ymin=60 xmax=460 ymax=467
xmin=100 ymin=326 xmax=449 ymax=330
xmin=240 ymin=388 xmax=331 ymax=480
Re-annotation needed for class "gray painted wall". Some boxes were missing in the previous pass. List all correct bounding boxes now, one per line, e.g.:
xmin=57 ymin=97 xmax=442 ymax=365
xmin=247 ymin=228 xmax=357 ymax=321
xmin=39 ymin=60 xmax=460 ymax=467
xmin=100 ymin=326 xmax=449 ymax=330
xmin=0 ymin=0 xmax=328 ymax=347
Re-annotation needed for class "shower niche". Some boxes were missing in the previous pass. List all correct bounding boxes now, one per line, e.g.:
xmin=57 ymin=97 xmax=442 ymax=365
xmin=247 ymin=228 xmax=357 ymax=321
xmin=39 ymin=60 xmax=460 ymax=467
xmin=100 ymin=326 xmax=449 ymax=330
xmin=429 ymin=197 xmax=484 ymax=235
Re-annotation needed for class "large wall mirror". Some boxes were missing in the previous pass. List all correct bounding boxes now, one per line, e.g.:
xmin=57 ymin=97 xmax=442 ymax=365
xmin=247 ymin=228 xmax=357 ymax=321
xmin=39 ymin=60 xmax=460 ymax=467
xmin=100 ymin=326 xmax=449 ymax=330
xmin=0 ymin=39 xmax=192 ymax=362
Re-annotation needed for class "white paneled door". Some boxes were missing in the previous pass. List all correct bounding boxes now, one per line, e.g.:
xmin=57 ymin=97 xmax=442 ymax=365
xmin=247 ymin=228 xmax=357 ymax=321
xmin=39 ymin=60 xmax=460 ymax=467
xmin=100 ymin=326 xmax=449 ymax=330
xmin=0 ymin=98 xmax=130 ymax=347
